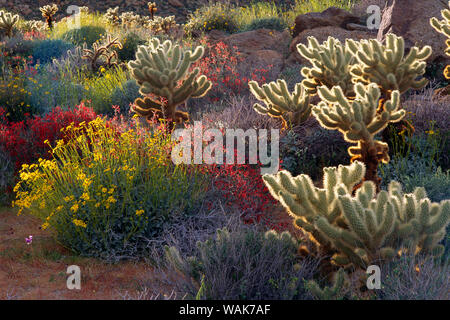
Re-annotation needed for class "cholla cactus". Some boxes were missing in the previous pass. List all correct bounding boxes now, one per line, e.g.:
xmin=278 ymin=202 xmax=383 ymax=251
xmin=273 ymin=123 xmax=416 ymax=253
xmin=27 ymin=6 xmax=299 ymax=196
xmin=120 ymin=11 xmax=143 ymax=29
xmin=313 ymin=82 xmax=405 ymax=188
xmin=104 ymin=7 xmax=120 ymax=27
xmin=40 ymin=4 xmax=58 ymax=30
xmin=306 ymin=268 xmax=348 ymax=300
xmin=129 ymin=38 xmax=212 ymax=128
xmin=147 ymin=16 xmax=178 ymax=34
xmin=263 ymin=161 xmax=450 ymax=268
xmin=347 ymin=34 xmax=432 ymax=97
xmin=249 ymin=79 xmax=311 ymax=128
xmin=430 ymin=1 xmax=450 ymax=79
xmin=82 ymin=35 xmax=123 ymax=71
xmin=79 ymin=6 xmax=90 ymax=15
xmin=297 ymin=37 xmax=355 ymax=96
xmin=0 ymin=10 xmax=19 ymax=38
xmin=22 ymin=19 xmax=46 ymax=32
xmin=148 ymin=2 xmax=157 ymax=20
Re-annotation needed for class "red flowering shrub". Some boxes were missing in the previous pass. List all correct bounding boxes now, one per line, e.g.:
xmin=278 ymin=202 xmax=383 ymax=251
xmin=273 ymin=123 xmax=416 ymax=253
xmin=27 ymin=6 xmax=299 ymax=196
xmin=191 ymin=39 xmax=270 ymax=101
xmin=0 ymin=102 xmax=98 ymax=171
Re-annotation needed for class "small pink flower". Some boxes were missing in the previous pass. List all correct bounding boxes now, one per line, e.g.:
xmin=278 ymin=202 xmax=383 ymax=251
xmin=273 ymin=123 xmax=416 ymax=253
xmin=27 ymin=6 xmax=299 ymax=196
xmin=25 ymin=235 xmax=33 ymax=245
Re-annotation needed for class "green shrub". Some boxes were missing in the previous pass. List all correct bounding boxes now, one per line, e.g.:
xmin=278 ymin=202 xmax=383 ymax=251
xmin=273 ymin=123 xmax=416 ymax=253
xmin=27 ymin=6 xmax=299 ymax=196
xmin=25 ymin=73 xmax=86 ymax=115
xmin=61 ymin=26 xmax=106 ymax=47
xmin=31 ymin=39 xmax=74 ymax=65
xmin=184 ymin=2 xmax=239 ymax=36
xmin=280 ymin=126 xmax=350 ymax=180
xmin=13 ymin=118 xmax=207 ymax=259
xmin=241 ymin=17 xmax=287 ymax=32
xmin=110 ymin=79 xmax=140 ymax=114
xmin=165 ymin=228 xmax=320 ymax=300
xmin=0 ymin=74 xmax=34 ymax=122
xmin=117 ymin=32 xmax=146 ymax=62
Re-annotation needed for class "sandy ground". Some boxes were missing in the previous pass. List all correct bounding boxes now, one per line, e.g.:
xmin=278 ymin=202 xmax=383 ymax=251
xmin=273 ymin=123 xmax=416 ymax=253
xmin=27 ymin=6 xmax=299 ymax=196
xmin=0 ymin=207 xmax=155 ymax=300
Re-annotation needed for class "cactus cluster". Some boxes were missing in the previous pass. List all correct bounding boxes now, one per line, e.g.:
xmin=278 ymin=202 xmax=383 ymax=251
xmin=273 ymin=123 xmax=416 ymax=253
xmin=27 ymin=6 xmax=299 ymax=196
xmin=314 ymin=82 xmax=405 ymax=188
xmin=263 ymin=161 xmax=450 ymax=268
xmin=129 ymin=38 xmax=211 ymax=128
xmin=0 ymin=10 xmax=19 ymax=38
xmin=347 ymin=34 xmax=431 ymax=97
xmin=249 ymin=79 xmax=311 ymax=128
xmin=40 ymin=4 xmax=58 ymax=30
xmin=103 ymin=7 xmax=120 ymax=27
xmin=305 ymin=268 xmax=348 ymax=300
xmin=297 ymin=37 xmax=355 ymax=96
xmin=82 ymin=35 xmax=123 ymax=71
xmin=430 ymin=1 xmax=450 ymax=79
xmin=146 ymin=16 xmax=178 ymax=34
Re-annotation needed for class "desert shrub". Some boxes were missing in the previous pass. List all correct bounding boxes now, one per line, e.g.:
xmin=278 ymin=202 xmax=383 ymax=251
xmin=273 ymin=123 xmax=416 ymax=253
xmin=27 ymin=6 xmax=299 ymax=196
xmin=164 ymin=228 xmax=320 ymax=300
xmin=25 ymin=75 xmax=86 ymax=114
xmin=82 ymin=66 xmax=129 ymax=115
xmin=13 ymin=118 xmax=207 ymax=259
xmin=280 ymin=123 xmax=350 ymax=180
xmin=31 ymin=39 xmax=74 ymax=65
xmin=279 ymin=63 xmax=305 ymax=91
xmin=0 ymin=145 xmax=14 ymax=205
xmin=2 ymin=33 xmax=38 ymax=58
xmin=241 ymin=17 xmax=287 ymax=32
xmin=117 ymin=32 xmax=146 ymax=62
xmin=0 ymin=72 xmax=33 ymax=122
xmin=184 ymin=2 xmax=239 ymax=36
xmin=377 ymin=254 xmax=449 ymax=300
xmin=61 ymin=25 xmax=106 ymax=47
xmin=109 ymin=79 xmax=140 ymax=115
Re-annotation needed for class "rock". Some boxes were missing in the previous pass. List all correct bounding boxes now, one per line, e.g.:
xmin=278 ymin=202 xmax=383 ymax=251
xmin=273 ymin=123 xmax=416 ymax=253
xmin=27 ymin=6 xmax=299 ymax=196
xmin=377 ymin=0 xmax=449 ymax=62
xmin=433 ymin=85 xmax=450 ymax=99
xmin=292 ymin=7 xmax=361 ymax=38
xmin=245 ymin=49 xmax=284 ymax=75
xmin=168 ymin=0 xmax=183 ymax=7
xmin=221 ymin=29 xmax=291 ymax=58
xmin=289 ymin=26 xmax=375 ymax=64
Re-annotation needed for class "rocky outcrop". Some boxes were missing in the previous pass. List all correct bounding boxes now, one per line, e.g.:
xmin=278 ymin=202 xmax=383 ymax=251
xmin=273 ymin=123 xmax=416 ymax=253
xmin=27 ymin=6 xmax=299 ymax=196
xmin=377 ymin=0 xmax=449 ymax=62
xmin=292 ymin=7 xmax=361 ymax=38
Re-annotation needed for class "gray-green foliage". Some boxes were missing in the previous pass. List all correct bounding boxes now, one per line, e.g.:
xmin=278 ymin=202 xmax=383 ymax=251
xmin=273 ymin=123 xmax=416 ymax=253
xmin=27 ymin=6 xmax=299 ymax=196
xmin=0 ymin=148 xmax=14 ymax=205
xmin=129 ymin=38 xmax=211 ymax=126
xmin=242 ymin=17 xmax=287 ymax=32
xmin=305 ymin=268 xmax=348 ymax=300
xmin=263 ymin=161 xmax=450 ymax=268
xmin=164 ymin=228 xmax=319 ymax=300
xmin=110 ymin=79 xmax=141 ymax=114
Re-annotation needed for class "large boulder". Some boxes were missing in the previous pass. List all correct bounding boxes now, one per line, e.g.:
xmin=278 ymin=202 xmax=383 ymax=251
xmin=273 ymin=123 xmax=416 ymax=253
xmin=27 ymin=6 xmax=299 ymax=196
xmin=292 ymin=7 xmax=361 ymax=38
xmin=289 ymin=26 xmax=376 ymax=64
xmin=377 ymin=0 xmax=449 ymax=62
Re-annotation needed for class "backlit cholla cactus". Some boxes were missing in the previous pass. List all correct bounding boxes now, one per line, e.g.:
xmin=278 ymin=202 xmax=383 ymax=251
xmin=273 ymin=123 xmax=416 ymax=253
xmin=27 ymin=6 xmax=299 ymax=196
xmin=0 ymin=10 xmax=19 ymax=38
xmin=82 ymin=35 xmax=123 ymax=71
xmin=263 ymin=161 xmax=450 ymax=268
xmin=104 ymin=7 xmax=120 ymax=27
xmin=40 ymin=4 xmax=58 ymax=30
xmin=148 ymin=2 xmax=157 ymax=20
xmin=249 ymin=79 xmax=311 ymax=129
xmin=129 ymin=38 xmax=212 ymax=129
xmin=147 ymin=16 xmax=178 ymax=34
xmin=297 ymin=37 xmax=355 ymax=96
xmin=313 ymin=82 xmax=405 ymax=189
xmin=430 ymin=1 xmax=450 ymax=79
xmin=347 ymin=34 xmax=432 ymax=98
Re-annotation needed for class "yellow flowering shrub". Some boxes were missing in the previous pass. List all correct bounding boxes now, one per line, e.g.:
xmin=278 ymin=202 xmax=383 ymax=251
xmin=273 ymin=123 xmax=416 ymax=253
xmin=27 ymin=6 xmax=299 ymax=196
xmin=13 ymin=117 xmax=207 ymax=259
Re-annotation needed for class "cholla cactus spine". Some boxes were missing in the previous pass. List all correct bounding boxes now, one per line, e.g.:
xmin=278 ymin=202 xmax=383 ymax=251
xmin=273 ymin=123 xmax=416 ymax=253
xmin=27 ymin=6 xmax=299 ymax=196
xmin=313 ymin=82 xmax=405 ymax=189
xmin=347 ymin=34 xmax=432 ymax=97
xmin=249 ymin=79 xmax=311 ymax=128
xmin=430 ymin=1 xmax=450 ymax=79
xmin=40 ymin=4 xmax=58 ymax=30
xmin=0 ymin=10 xmax=19 ymax=38
xmin=129 ymin=38 xmax=212 ymax=129
xmin=297 ymin=36 xmax=355 ymax=96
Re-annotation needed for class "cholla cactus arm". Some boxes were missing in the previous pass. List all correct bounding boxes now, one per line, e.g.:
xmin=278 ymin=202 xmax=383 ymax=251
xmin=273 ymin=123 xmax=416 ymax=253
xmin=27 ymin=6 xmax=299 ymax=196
xmin=0 ymin=10 xmax=19 ymax=38
xmin=129 ymin=38 xmax=211 ymax=127
xmin=82 ymin=35 xmax=123 ymax=71
xmin=40 ymin=4 xmax=58 ymax=30
xmin=430 ymin=1 xmax=450 ymax=78
xmin=249 ymin=79 xmax=311 ymax=128
xmin=347 ymin=34 xmax=432 ymax=97
xmin=306 ymin=268 xmax=348 ymax=300
xmin=148 ymin=2 xmax=157 ymax=20
xmin=297 ymin=37 xmax=355 ymax=96
xmin=313 ymin=82 xmax=405 ymax=189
